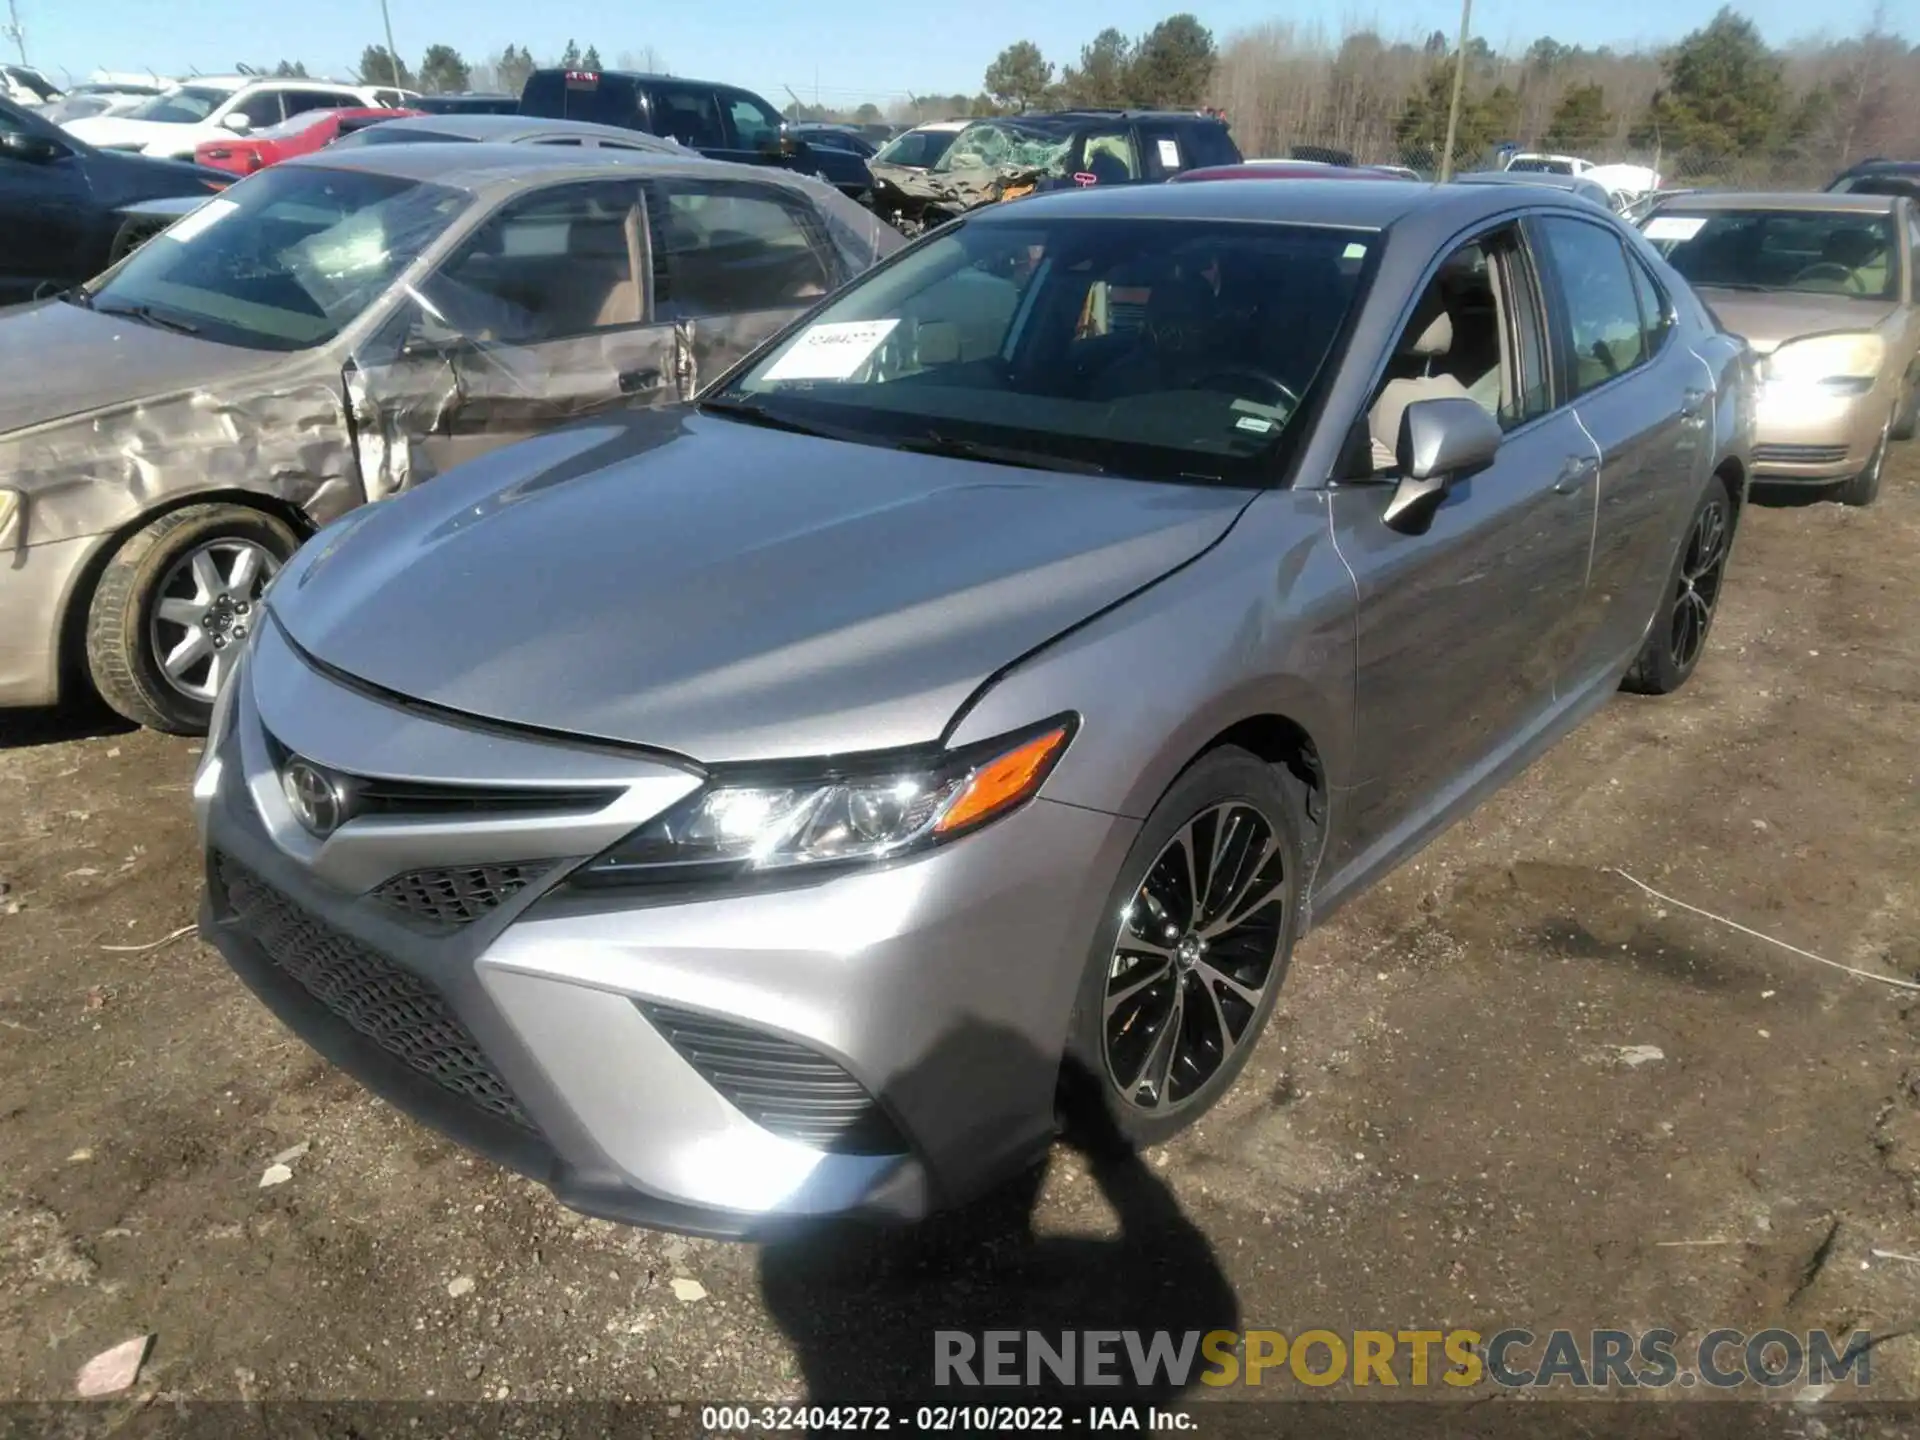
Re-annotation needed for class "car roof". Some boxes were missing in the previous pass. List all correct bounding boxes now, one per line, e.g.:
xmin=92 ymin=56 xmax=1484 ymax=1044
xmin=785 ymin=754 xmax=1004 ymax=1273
xmin=1174 ymin=162 xmax=1400 ymax=182
xmin=976 ymin=176 xmax=1550 ymax=232
xmin=1652 ymin=190 xmax=1903 ymax=214
xmin=345 ymin=113 xmax=683 ymax=148
xmin=289 ymin=141 xmax=767 ymax=190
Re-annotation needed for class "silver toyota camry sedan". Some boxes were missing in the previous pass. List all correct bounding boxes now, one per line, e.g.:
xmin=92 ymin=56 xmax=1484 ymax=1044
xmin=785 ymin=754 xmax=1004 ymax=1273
xmin=195 ymin=180 xmax=1755 ymax=1236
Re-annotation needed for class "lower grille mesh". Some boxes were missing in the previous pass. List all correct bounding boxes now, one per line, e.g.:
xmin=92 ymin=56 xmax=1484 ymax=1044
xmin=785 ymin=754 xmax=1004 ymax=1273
xmin=639 ymin=1003 xmax=906 ymax=1155
xmin=373 ymin=862 xmax=553 ymax=928
xmin=216 ymin=855 xmax=538 ymax=1133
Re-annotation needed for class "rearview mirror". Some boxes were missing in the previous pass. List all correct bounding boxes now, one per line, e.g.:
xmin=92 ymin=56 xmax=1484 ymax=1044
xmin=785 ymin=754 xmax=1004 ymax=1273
xmin=220 ymin=112 xmax=252 ymax=133
xmin=1383 ymin=397 xmax=1503 ymax=534
xmin=0 ymin=129 xmax=66 ymax=164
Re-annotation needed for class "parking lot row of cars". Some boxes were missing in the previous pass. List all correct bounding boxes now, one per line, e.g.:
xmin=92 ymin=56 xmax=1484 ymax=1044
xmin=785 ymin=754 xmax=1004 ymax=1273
xmin=1 ymin=61 xmax=1917 ymax=1234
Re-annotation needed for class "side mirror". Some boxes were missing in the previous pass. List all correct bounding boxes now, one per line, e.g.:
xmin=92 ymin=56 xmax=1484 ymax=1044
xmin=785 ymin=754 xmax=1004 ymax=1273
xmin=0 ymin=129 xmax=66 ymax=164
xmin=220 ymin=112 xmax=252 ymax=133
xmin=766 ymin=132 xmax=799 ymax=159
xmin=1382 ymin=397 xmax=1503 ymax=534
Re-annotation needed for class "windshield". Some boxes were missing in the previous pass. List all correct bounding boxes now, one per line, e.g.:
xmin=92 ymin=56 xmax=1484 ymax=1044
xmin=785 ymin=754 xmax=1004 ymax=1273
xmin=875 ymin=127 xmax=960 ymax=169
xmin=1643 ymin=208 xmax=1900 ymax=300
xmin=126 ymin=85 xmax=235 ymax=124
xmin=933 ymin=121 xmax=1073 ymax=176
xmin=715 ymin=215 xmax=1374 ymax=485
xmin=87 ymin=166 xmax=467 ymax=351
xmin=252 ymin=108 xmax=341 ymax=141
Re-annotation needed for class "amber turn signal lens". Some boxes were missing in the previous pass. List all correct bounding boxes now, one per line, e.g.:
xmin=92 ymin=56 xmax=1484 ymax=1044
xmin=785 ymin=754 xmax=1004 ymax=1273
xmin=934 ymin=725 xmax=1072 ymax=836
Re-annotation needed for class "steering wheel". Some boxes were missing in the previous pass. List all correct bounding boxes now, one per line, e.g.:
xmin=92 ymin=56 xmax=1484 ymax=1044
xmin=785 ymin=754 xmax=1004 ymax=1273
xmin=1191 ymin=366 xmax=1301 ymax=415
xmin=1791 ymin=261 xmax=1862 ymax=292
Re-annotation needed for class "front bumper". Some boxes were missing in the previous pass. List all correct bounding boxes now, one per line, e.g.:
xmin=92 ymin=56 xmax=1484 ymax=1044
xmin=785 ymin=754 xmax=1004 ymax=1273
xmin=196 ymin=619 xmax=1136 ymax=1235
xmin=1749 ymin=379 xmax=1890 ymax=482
xmin=0 ymin=533 xmax=102 ymax=709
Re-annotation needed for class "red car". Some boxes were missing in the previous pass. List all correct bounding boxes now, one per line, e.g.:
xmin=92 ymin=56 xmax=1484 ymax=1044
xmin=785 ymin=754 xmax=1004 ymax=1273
xmin=194 ymin=107 xmax=421 ymax=175
xmin=1172 ymin=161 xmax=1408 ymax=183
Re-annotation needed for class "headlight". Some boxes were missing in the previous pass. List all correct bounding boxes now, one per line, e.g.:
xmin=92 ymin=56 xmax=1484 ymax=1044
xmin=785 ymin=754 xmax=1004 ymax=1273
xmin=577 ymin=716 xmax=1077 ymax=886
xmin=1763 ymin=333 xmax=1884 ymax=392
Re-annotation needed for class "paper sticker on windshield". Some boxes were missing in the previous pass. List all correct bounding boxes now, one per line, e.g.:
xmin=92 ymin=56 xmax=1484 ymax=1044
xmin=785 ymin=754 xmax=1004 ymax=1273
xmin=1235 ymin=415 xmax=1276 ymax=435
xmin=762 ymin=319 xmax=899 ymax=381
xmin=1156 ymin=138 xmax=1181 ymax=168
xmin=162 ymin=198 xmax=238 ymax=245
xmin=1343 ymin=242 xmax=1368 ymax=260
xmin=1643 ymin=215 xmax=1706 ymax=242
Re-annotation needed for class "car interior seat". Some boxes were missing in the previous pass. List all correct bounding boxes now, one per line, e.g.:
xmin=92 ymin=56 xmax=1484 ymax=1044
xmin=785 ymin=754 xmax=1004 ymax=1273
xmin=1368 ymin=306 xmax=1472 ymax=471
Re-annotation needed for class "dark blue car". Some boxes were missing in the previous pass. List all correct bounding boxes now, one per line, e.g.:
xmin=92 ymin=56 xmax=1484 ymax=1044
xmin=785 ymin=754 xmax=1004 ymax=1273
xmin=0 ymin=96 xmax=230 ymax=304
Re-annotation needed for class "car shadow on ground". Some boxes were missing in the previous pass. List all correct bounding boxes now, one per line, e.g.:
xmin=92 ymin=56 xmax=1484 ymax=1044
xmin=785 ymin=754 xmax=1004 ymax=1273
xmin=0 ymin=698 xmax=136 ymax=751
xmin=758 ymin=1047 xmax=1239 ymax=1411
xmin=1748 ymin=481 xmax=1842 ymax=509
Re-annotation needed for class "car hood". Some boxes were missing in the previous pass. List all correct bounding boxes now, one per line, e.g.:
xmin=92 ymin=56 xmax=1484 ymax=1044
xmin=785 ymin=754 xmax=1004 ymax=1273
xmin=0 ymin=300 xmax=275 ymax=434
xmin=1694 ymin=287 xmax=1898 ymax=355
xmin=270 ymin=408 xmax=1251 ymax=761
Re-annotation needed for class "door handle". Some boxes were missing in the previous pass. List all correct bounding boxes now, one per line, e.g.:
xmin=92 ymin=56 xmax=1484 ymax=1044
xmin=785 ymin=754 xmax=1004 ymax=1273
xmin=1551 ymin=454 xmax=1599 ymax=495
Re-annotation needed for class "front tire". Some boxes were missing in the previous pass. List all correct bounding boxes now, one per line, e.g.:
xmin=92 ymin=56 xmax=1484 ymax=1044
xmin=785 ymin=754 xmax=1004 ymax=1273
xmin=1064 ymin=747 xmax=1308 ymax=1147
xmin=85 ymin=504 xmax=297 ymax=734
xmin=1622 ymin=473 xmax=1733 ymax=697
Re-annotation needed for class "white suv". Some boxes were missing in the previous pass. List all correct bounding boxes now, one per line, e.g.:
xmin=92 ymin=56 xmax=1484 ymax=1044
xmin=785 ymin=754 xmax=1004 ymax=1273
xmin=61 ymin=76 xmax=398 ymax=159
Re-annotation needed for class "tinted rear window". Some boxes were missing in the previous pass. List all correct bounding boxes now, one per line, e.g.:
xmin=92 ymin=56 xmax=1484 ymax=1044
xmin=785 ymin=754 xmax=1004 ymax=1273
xmin=519 ymin=70 xmax=645 ymax=129
xmin=1186 ymin=123 xmax=1241 ymax=168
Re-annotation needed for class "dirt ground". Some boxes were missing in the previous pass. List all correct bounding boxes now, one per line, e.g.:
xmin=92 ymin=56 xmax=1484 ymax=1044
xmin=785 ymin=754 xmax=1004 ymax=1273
xmin=4 ymin=449 xmax=1920 ymax=1434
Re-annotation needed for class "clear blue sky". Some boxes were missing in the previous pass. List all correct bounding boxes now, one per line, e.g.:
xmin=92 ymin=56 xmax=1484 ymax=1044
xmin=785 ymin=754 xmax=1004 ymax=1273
xmin=18 ymin=0 xmax=1912 ymax=109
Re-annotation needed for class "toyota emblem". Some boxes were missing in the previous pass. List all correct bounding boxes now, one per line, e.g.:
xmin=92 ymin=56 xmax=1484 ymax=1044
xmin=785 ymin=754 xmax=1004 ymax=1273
xmin=281 ymin=758 xmax=347 ymax=837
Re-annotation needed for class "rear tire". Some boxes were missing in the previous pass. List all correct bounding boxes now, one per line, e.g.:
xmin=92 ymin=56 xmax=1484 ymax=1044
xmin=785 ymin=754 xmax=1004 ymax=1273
xmin=1836 ymin=419 xmax=1889 ymax=508
xmin=85 ymin=504 xmax=298 ymax=735
xmin=1063 ymin=747 xmax=1307 ymax=1148
xmin=1622 ymin=473 xmax=1733 ymax=696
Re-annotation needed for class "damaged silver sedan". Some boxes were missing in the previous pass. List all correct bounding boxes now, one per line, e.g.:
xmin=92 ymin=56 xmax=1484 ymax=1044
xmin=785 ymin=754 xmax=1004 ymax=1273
xmin=0 ymin=143 xmax=900 ymax=732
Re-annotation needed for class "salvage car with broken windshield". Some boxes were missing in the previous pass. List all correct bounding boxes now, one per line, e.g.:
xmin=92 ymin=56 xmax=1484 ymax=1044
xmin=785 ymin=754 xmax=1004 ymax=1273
xmin=0 ymin=142 xmax=899 ymax=734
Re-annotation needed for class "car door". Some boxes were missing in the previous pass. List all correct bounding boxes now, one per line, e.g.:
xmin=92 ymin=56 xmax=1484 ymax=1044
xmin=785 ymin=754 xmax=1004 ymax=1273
xmin=1327 ymin=220 xmax=1599 ymax=872
xmin=345 ymin=178 xmax=679 ymax=499
xmin=1530 ymin=211 xmax=1706 ymax=695
xmin=643 ymin=173 xmax=842 ymax=389
xmin=0 ymin=107 xmax=93 ymax=299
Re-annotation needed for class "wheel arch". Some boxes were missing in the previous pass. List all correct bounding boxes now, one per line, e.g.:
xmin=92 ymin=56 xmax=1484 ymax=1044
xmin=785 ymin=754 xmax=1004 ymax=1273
xmin=53 ymin=489 xmax=319 ymax=704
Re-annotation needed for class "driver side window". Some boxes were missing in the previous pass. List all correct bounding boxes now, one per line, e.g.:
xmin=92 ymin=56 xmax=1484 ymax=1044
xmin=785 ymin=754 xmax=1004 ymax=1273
xmin=1366 ymin=229 xmax=1536 ymax=472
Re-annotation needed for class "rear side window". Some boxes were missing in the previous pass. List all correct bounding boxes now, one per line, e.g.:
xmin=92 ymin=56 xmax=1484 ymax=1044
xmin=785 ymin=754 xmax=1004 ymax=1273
xmin=648 ymin=180 xmax=834 ymax=319
xmin=1536 ymin=215 xmax=1648 ymax=396
xmin=284 ymin=90 xmax=354 ymax=117
xmin=422 ymin=180 xmax=646 ymax=342
xmin=653 ymin=85 xmax=725 ymax=148
xmin=234 ymin=90 xmax=287 ymax=127
xmin=1184 ymin=123 xmax=1241 ymax=169
xmin=1626 ymin=254 xmax=1674 ymax=359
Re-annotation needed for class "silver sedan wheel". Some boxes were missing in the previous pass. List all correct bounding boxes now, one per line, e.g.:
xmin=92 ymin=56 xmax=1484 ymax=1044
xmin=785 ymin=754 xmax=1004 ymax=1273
xmin=1103 ymin=802 xmax=1290 ymax=1114
xmin=148 ymin=539 xmax=277 ymax=702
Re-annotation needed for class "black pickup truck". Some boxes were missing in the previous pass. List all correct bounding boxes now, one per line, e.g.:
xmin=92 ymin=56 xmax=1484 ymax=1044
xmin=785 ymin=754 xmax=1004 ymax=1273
xmin=518 ymin=69 xmax=873 ymax=205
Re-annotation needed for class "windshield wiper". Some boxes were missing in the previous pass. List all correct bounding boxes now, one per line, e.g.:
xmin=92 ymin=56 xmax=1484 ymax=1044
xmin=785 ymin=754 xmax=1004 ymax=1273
xmin=697 ymin=394 xmax=839 ymax=439
xmin=896 ymin=430 xmax=1106 ymax=476
xmin=94 ymin=302 xmax=200 ymax=335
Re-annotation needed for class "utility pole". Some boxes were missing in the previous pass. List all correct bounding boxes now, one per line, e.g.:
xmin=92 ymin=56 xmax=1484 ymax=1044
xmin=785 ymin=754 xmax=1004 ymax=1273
xmin=5 ymin=0 xmax=27 ymax=65
xmin=1437 ymin=0 xmax=1473 ymax=182
xmin=377 ymin=0 xmax=402 ymax=87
